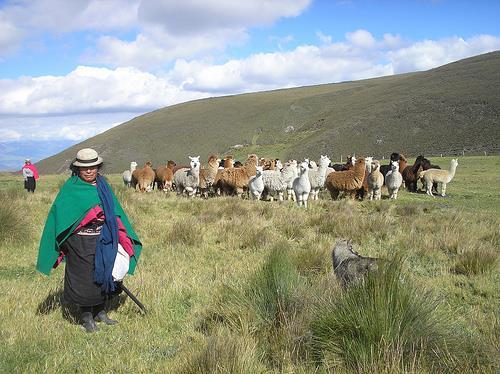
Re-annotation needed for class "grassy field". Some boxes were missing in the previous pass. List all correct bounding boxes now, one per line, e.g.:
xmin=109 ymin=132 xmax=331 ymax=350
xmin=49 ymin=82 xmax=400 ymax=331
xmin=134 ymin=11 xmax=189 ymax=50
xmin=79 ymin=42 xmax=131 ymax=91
xmin=0 ymin=156 xmax=498 ymax=373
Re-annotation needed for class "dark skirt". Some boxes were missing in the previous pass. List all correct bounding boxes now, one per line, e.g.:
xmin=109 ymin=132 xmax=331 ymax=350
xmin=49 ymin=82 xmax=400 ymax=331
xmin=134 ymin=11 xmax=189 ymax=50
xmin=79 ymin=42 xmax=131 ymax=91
xmin=24 ymin=177 xmax=36 ymax=192
xmin=63 ymin=234 xmax=105 ymax=307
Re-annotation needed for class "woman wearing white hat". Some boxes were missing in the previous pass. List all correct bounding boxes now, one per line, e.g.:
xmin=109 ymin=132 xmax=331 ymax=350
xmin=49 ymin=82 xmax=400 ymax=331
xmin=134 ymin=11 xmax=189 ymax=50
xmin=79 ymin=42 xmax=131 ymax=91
xmin=37 ymin=148 xmax=143 ymax=333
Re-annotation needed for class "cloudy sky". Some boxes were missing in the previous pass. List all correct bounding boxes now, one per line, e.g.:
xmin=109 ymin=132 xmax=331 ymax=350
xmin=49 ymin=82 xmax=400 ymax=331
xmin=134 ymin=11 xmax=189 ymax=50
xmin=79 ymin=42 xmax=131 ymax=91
xmin=1 ymin=0 xmax=499 ymax=170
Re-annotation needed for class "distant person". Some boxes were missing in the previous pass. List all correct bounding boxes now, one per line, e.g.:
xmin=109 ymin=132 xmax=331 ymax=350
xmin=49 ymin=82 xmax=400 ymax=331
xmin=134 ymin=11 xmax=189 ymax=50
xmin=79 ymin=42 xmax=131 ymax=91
xmin=22 ymin=158 xmax=39 ymax=193
xmin=36 ymin=148 xmax=143 ymax=333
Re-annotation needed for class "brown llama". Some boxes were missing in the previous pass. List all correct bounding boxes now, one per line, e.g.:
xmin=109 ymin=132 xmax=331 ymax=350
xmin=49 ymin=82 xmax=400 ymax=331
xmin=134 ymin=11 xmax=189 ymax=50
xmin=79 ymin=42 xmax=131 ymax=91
xmin=133 ymin=161 xmax=155 ymax=192
xmin=325 ymin=157 xmax=366 ymax=200
xmin=199 ymin=154 xmax=219 ymax=198
xmin=223 ymin=155 xmax=234 ymax=168
xmin=214 ymin=154 xmax=258 ymax=197
xmin=402 ymin=156 xmax=427 ymax=192
xmin=155 ymin=160 xmax=176 ymax=191
xmin=262 ymin=159 xmax=277 ymax=170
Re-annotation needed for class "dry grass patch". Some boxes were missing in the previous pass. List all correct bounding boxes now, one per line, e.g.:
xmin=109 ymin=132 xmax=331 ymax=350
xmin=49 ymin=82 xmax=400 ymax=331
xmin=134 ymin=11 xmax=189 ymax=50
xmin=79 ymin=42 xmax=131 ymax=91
xmin=453 ymin=245 xmax=498 ymax=276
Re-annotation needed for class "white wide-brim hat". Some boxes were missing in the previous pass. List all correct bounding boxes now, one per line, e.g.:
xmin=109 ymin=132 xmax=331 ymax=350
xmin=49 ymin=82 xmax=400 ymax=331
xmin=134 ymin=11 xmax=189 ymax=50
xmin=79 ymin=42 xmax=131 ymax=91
xmin=72 ymin=148 xmax=103 ymax=167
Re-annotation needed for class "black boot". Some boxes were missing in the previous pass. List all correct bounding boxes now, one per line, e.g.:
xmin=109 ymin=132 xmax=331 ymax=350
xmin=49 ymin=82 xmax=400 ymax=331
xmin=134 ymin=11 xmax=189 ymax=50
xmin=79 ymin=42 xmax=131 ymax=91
xmin=94 ymin=304 xmax=118 ymax=325
xmin=81 ymin=311 xmax=99 ymax=333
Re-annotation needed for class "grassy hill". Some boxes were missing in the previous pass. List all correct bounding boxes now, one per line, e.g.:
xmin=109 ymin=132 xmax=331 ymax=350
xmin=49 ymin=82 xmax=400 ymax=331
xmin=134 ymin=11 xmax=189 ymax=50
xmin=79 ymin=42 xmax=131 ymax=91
xmin=0 ymin=156 xmax=498 ymax=372
xmin=37 ymin=52 xmax=500 ymax=174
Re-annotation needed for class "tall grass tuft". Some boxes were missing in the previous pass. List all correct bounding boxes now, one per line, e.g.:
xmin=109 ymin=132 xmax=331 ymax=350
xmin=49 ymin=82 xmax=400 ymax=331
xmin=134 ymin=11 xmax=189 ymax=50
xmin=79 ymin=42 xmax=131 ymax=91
xmin=247 ymin=243 xmax=304 ymax=327
xmin=199 ymin=242 xmax=310 ymax=369
xmin=0 ymin=190 xmax=26 ymax=243
xmin=310 ymin=260 xmax=475 ymax=372
xmin=453 ymin=246 xmax=498 ymax=275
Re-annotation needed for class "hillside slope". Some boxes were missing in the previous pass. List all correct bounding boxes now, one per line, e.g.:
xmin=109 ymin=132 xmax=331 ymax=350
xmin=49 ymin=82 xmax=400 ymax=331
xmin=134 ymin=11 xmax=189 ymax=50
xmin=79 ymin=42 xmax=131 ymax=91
xmin=37 ymin=52 xmax=500 ymax=173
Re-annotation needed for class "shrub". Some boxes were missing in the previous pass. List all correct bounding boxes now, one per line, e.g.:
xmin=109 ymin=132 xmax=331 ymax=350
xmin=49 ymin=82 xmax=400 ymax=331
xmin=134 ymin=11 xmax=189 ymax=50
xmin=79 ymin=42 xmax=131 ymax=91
xmin=310 ymin=260 xmax=475 ymax=372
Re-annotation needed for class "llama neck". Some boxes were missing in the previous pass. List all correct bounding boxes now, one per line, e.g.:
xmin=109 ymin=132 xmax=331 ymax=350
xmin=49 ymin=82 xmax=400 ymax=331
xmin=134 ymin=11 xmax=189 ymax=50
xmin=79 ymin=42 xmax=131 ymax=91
xmin=412 ymin=161 xmax=422 ymax=173
xmin=354 ymin=162 xmax=365 ymax=178
xmin=448 ymin=162 xmax=457 ymax=180
xmin=244 ymin=162 xmax=257 ymax=176
xmin=190 ymin=167 xmax=200 ymax=180
xmin=299 ymin=169 xmax=309 ymax=181
xmin=317 ymin=161 xmax=328 ymax=178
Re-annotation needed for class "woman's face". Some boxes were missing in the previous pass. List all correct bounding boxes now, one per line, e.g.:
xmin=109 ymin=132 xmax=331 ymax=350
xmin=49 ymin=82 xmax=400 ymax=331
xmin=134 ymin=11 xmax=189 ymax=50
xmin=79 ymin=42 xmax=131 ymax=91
xmin=79 ymin=166 xmax=98 ymax=183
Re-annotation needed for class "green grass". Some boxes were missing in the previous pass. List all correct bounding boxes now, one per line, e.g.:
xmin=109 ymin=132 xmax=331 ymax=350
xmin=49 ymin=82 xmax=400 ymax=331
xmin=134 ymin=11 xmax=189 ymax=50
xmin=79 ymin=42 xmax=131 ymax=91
xmin=0 ymin=155 xmax=498 ymax=373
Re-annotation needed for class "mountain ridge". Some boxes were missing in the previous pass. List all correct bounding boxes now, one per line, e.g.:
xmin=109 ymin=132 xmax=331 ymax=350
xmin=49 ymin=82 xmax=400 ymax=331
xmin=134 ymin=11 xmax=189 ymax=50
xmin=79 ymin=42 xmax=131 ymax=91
xmin=37 ymin=51 xmax=500 ymax=174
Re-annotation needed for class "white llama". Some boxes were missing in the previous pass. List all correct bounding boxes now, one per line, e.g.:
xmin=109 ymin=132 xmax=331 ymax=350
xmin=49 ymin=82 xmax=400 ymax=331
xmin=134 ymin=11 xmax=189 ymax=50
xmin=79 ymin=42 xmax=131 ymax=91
xmin=248 ymin=166 xmax=264 ymax=200
xmin=122 ymin=161 xmax=137 ymax=187
xmin=293 ymin=161 xmax=312 ymax=208
xmin=385 ymin=160 xmax=403 ymax=199
xmin=419 ymin=159 xmax=458 ymax=197
xmin=308 ymin=155 xmax=332 ymax=201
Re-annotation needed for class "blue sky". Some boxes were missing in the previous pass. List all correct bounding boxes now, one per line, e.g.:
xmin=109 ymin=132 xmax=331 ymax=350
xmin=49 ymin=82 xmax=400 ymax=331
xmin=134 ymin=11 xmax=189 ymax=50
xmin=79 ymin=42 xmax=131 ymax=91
xmin=0 ymin=0 xmax=499 ymax=170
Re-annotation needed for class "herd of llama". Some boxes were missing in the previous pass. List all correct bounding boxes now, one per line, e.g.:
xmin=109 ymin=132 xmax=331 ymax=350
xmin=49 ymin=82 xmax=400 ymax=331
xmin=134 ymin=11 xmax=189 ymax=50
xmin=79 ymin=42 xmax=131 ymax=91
xmin=122 ymin=152 xmax=459 ymax=206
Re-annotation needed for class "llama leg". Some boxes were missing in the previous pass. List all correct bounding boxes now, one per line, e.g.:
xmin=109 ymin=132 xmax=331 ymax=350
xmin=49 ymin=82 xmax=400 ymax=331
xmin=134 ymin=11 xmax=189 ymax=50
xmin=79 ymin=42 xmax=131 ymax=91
xmin=278 ymin=192 xmax=284 ymax=201
xmin=441 ymin=183 xmax=446 ymax=197
xmin=303 ymin=194 xmax=309 ymax=208
xmin=425 ymin=181 xmax=433 ymax=197
xmin=236 ymin=187 xmax=243 ymax=198
xmin=329 ymin=189 xmax=339 ymax=200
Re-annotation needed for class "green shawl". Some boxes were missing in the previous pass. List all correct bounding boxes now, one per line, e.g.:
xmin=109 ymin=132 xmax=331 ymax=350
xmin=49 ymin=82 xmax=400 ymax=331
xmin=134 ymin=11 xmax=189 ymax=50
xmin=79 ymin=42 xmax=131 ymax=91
xmin=36 ymin=176 xmax=142 ymax=275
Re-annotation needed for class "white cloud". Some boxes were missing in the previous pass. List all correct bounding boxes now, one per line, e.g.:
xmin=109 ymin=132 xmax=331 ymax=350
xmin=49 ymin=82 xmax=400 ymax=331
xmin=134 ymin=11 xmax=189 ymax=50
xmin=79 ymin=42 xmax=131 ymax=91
xmin=388 ymin=35 xmax=500 ymax=73
xmin=137 ymin=0 xmax=312 ymax=35
xmin=3 ymin=0 xmax=139 ymax=32
xmin=0 ymin=128 xmax=21 ymax=140
xmin=0 ymin=112 xmax=138 ymax=143
xmin=89 ymin=0 xmax=312 ymax=69
xmin=1 ymin=33 xmax=499 ymax=118
xmin=2 ymin=0 xmax=311 ymax=69
xmin=316 ymin=31 xmax=332 ymax=44
xmin=346 ymin=29 xmax=376 ymax=48
xmin=382 ymin=33 xmax=403 ymax=49
xmin=89 ymin=27 xmax=248 ymax=70
xmin=0 ymin=13 xmax=24 ymax=57
xmin=0 ymin=66 xmax=209 ymax=115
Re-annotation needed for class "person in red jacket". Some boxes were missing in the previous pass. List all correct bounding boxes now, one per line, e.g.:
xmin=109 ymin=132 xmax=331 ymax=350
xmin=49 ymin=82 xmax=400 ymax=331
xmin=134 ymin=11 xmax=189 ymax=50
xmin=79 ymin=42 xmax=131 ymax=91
xmin=22 ymin=159 xmax=39 ymax=193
